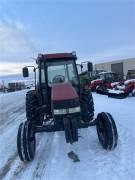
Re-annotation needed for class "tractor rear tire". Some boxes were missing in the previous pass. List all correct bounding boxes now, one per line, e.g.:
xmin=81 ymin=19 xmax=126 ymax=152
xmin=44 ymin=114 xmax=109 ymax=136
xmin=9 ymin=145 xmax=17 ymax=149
xmin=96 ymin=112 xmax=118 ymax=150
xmin=26 ymin=90 xmax=44 ymax=125
xmin=17 ymin=121 xmax=36 ymax=162
xmin=81 ymin=89 xmax=94 ymax=122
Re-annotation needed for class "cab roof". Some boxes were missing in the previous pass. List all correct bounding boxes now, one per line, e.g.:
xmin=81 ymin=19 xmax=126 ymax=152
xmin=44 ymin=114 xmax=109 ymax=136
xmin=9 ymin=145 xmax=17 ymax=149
xmin=36 ymin=52 xmax=77 ymax=64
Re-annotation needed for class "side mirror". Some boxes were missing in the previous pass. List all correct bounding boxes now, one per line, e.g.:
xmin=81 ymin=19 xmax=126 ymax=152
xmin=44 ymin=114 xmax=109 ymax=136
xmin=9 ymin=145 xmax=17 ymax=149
xmin=87 ymin=62 xmax=93 ymax=72
xmin=22 ymin=67 xmax=29 ymax=77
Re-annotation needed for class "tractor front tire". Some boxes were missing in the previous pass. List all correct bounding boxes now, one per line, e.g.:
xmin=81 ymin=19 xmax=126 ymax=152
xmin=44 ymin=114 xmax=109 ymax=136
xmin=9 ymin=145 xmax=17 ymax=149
xmin=26 ymin=90 xmax=43 ymax=125
xmin=81 ymin=89 xmax=94 ymax=122
xmin=64 ymin=117 xmax=78 ymax=144
xmin=96 ymin=112 xmax=118 ymax=150
xmin=17 ymin=121 xmax=36 ymax=162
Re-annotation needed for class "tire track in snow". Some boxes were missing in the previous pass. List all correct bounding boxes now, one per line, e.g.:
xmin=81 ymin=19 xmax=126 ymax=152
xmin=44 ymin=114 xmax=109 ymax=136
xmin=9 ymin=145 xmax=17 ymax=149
xmin=0 ymin=110 xmax=26 ymax=178
xmin=88 ymin=122 xmax=135 ymax=180
xmin=43 ymin=131 xmax=72 ymax=180
xmin=4 ymin=133 xmax=54 ymax=180
xmin=0 ymin=152 xmax=18 ymax=179
xmin=0 ymin=105 xmax=25 ymax=131
xmin=8 ymin=161 xmax=29 ymax=180
xmin=32 ymin=133 xmax=54 ymax=180
xmin=115 ymin=122 xmax=135 ymax=180
xmin=0 ymin=91 xmax=26 ymax=133
xmin=6 ymin=141 xmax=42 ymax=180
xmin=3 ymin=135 xmax=42 ymax=180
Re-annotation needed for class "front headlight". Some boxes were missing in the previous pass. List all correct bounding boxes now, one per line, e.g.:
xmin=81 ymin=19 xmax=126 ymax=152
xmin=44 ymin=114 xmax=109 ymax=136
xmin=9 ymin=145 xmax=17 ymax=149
xmin=68 ymin=107 xmax=80 ymax=113
xmin=53 ymin=109 xmax=67 ymax=115
xmin=53 ymin=106 xmax=80 ymax=115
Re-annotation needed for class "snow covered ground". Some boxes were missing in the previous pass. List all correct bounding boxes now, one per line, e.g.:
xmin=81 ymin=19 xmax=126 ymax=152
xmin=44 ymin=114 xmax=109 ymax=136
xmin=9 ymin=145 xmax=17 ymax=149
xmin=0 ymin=90 xmax=135 ymax=180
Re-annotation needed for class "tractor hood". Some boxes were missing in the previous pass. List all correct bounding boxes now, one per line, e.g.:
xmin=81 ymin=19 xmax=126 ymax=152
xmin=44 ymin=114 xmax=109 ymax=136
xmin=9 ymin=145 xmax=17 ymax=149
xmin=51 ymin=83 xmax=80 ymax=114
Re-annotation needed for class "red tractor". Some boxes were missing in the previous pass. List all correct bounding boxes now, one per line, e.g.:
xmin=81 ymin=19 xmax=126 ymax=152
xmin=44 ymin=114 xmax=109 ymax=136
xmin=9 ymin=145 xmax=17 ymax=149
xmin=17 ymin=52 xmax=118 ymax=162
xmin=90 ymin=72 xmax=122 ymax=95
xmin=108 ymin=79 xmax=135 ymax=98
xmin=105 ymin=70 xmax=135 ymax=99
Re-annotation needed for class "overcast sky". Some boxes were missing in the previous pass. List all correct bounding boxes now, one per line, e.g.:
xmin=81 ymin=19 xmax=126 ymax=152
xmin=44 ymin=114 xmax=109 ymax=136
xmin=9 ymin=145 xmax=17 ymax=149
xmin=0 ymin=0 xmax=135 ymax=75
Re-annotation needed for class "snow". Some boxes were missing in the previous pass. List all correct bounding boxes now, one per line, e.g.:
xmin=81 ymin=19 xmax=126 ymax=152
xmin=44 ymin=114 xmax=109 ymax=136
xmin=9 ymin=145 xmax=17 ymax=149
xmin=124 ymin=79 xmax=135 ymax=85
xmin=0 ymin=90 xmax=135 ymax=180
xmin=91 ymin=79 xmax=102 ymax=83
xmin=111 ymin=82 xmax=119 ymax=87
xmin=108 ymin=89 xmax=124 ymax=94
xmin=116 ymin=85 xmax=125 ymax=90
xmin=99 ymin=71 xmax=112 ymax=74
xmin=0 ymin=74 xmax=34 ymax=89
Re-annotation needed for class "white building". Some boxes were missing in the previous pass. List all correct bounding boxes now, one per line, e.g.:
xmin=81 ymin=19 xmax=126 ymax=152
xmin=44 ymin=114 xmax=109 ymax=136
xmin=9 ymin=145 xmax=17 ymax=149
xmin=95 ymin=58 xmax=135 ymax=76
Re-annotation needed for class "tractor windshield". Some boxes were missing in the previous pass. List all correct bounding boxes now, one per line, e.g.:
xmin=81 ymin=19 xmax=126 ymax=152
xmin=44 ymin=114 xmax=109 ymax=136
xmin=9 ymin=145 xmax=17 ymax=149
xmin=46 ymin=60 xmax=79 ymax=86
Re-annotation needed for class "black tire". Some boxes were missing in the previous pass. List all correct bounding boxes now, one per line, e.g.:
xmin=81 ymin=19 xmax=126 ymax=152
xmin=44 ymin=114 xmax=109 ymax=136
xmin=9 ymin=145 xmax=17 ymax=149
xmin=17 ymin=121 xmax=36 ymax=161
xmin=96 ymin=112 xmax=118 ymax=150
xmin=17 ymin=123 xmax=25 ymax=161
xmin=64 ymin=117 xmax=78 ymax=143
xmin=96 ymin=86 xmax=108 ymax=95
xmin=64 ymin=118 xmax=72 ymax=143
xmin=108 ymin=92 xmax=128 ymax=99
xmin=81 ymin=89 xmax=94 ymax=122
xmin=26 ymin=90 xmax=43 ymax=125
xmin=70 ymin=119 xmax=78 ymax=142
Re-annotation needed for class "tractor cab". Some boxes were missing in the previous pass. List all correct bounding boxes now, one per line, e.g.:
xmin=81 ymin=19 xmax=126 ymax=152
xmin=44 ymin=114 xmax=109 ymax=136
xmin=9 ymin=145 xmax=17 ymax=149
xmin=37 ymin=53 xmax=80 ymax=112
xmin=126 ymin=70 xmax=135 ymax=79
xmin=39 ymin=53 xmax=78 ymax=85
xmin=98 ymin=72 xmax=120 ymax=82
xmin=46 ymin=58 xmax=79 ymax=86
xmin=23 ymin=52 xmax=79 ymax=108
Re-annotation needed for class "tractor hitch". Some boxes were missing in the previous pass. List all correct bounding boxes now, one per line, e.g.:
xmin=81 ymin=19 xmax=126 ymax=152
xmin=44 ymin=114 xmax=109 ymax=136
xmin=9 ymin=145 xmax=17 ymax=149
xmin=32 ymin=118 xmax=97 ymax=133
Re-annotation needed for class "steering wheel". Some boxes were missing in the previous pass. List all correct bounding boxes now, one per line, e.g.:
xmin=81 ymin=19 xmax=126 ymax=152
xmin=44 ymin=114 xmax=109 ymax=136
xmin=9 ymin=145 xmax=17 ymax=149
xmin=52 ymin=75 xmax=65 ymax=83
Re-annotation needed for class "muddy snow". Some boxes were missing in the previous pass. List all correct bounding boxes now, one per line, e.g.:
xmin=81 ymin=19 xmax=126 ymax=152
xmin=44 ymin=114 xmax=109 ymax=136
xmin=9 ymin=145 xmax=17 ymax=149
xmin=0 ymin=90 xmax=135 ymax=180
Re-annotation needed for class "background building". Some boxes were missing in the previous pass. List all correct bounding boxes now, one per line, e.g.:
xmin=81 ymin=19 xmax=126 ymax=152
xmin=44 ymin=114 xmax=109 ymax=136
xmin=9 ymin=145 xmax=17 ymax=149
xmin=95 ymin=58 xmax=135 ymax=77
